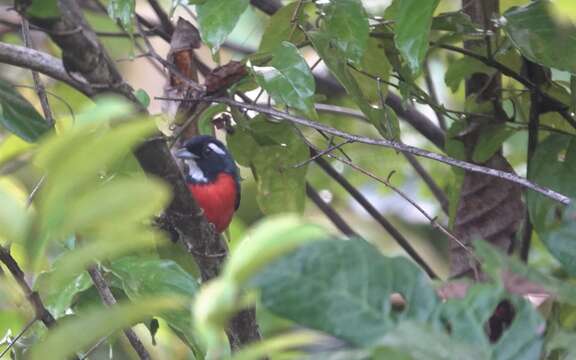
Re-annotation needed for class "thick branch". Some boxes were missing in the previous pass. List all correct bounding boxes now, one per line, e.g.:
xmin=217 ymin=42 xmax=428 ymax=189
xmin=306 ymin=183 xmax=358 ymax=237
xmin=0 ymin=41 xmax=94 ymax=96
xmin=313 ymin=156 xmax=438 ymax=279
xmin=184 ymin=97 xmax=571 ymax=205
xmin=87 ymin=267 xmax=151 ymax=360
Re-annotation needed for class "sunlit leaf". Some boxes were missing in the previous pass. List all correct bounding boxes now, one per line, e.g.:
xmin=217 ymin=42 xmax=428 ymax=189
xmin=224 ymin=215 xmax=327 ymax=284
xmin=29 ymin=297 xmax=183 ymax=360
xmin=0 ymin=179 xmax=29 ymax=244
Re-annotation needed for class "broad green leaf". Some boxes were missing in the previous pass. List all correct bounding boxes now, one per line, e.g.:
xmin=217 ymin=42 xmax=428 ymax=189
xmin=321 ymin=0 xmax=369 ymax=65
xmin=432 ymin=12 xmax=478 ymax=34
xmin=232 ymin=331 xmax=321 ymax=360
xmin=252 ymin=42 xmax=317 ymax=118
xmin=0 ymin=135 xmax=34 ymax=168
xmin=308 ymin=32 xmax=399 ymax=140
xmin=25 ymin=0 xmax=60 ymax=19
xmin=445 ymin=57 xmax=494 ymax=93
xmin=224 ymin=215 xmax=328 ymax=284
xmin=107 ymin=0 xmax=135 ymax=32
xmin=36 ymin=119 xmax=156 ymax=238
xmin=45 ymin=227 xmax=160 ymax=288
xmin=250 ymin=238 xmax=438 ymax=346
xmin=0 ymin=79 xmax=51 ymax=142
xmin=35 ymin=270 xmax=92 ymax=318
xmin=526 ymin=135 xmax=576 ymax=273
xmin=258 ymin=2 xmax=306 ymax=53
xmin=393 ymin=0 xmax=440 ymax=75
xmin=227 ymin=115 xmax=308 ymax=214
xmin=353 ymin=38 xmax=392 ymax=103
xmin=503 ymin=0 xmax=576 ymax=74
xmin=472 ymin=124 xmax=516 ymax=163
xmin=29 ymin=297 xmax=183 ymax=360
xmin=0 ymin=179 xmax=29 ymax=243
xmin=197 ymin=0 xmax=250 ymax=51
xmin=108 ymin=256 xmax=201 ymax=353
xmin=61 ymin=177 xmax=170 ymax=235
xmin=375 ymin=321 xmax=485 ymax=360
xmin=527 ymin=135 xmax=575 ymax=230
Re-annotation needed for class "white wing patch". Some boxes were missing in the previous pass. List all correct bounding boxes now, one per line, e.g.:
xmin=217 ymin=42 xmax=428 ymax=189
xmin=208 ymin=142 xmax=226 ymax=156
xmin=185 ymin=159 xmax=207 ymax=182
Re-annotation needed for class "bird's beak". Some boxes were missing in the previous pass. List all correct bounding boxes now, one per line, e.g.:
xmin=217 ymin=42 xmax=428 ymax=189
xmin=175 ymin=148 xmax=198 ymax=160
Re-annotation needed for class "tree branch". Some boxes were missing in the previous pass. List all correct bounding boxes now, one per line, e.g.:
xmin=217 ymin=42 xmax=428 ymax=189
xmin=250 ymin=0 xmax=282 ymax=15
xmin=87 ymin=267 xmax=151 ymax=360
xmin=313 ymin=155 xmax=438 ymax=279
xmin=0 ymin=41 xmax=94 ymax=96
xmin=306 ymin=182 xmax=358 ymax=237
xmin=167 ymin=96 xmax=571 ymax=205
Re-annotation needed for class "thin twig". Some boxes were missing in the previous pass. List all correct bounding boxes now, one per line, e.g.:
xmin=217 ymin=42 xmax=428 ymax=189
xmin=80 ymin=336 xmax=109 ymax=360
xmin=403 ymin=153 xmax=449 ymax=213
xmin=313 ymin=154 xmax=438 ymax=279
xmin=0 ymin=318 xmax=36 ymax=359
xmin=87 ymin=266 xmax=151 ymax=360
xmin=326 ymin=152 xmax=477 ymax=263
xmin=306 ymin=183 xmax=358 ymax=238
xmin=26 ymin=175 xmax=45 ymax=207
xmin=293 ymin=139 xmax=352 ymax=168
xmin=159 ymin=96 xmax=571 ymax=205
xmin=424 ymin=60 xmax=447 ymax=130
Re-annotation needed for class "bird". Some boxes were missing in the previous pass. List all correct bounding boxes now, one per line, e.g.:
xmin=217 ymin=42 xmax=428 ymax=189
xmin=175 ymin=135 xmax=240 ymax=233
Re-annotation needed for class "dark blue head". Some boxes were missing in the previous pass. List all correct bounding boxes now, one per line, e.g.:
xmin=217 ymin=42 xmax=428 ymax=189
xmin=175 ymin=135 xmax=239 ymax=184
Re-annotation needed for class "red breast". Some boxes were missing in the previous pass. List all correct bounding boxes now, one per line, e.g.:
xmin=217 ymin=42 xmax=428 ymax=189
xmin=188 ymin=172 xmax=238 ymax=233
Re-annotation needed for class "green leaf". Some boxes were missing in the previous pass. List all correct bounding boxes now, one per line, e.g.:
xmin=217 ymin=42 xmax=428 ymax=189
xmin=393 ymin=0 xmax=440 ymax=75
xmin=36 ymin=119 xmax=157 ymax=238
xmin=432 ymin=12 xmax=478 ymax=34
xmin=353 ymin=38 xmax=392 ymax=103
xmin=35 ymin=270 xmax=92 ymax=318
xmin=445 ymin=57 xmax=494 ymax=93
xmin=258 ymin=2 xmax=306 ymax=53
xmin=0 ymin=180 xmax=29 ymax=243
xmin=527 ymin=134 xmax=576 ymax=230
xmin=250 ymin=238 xmax=438 ymax=346
xmin=197 ymin=0 xmax=250 ymax=51
xmin=320 ymin=0 xmax=369 ymax=65
xmin=134 ymin=89 xmax=150 ymax=108
xmin=60 ymin=177 xmax=170 ymax=235
xmin=252 ymin=42 xmax=317 ymax=118
xmin=472 ymin=124 xmax=516 ymax=163
xmin=308 ymin=32 xmax=399 ymax=140
xmin=503 ymin=0 xmax=576 ymax=74
xmin=25 ymin=0 xmax=60 ymax=19
xmin=227 ymin=115 xmax=308 ymax=214
xmin=224 ymin=215 xmax=328 ymax=284
xmin=108 ymin=256 xmax=201 ymax=353
xmin=0 ymin=135 xmax=34 ymax=168
xmin=0 ymin=79 xmax=51 ymax=142
xmin=29 ymin=297 xmax=183 ymax=360
xmin=375 ymin=321 xmax=485 ymax=360
xmin=107 ymin=0 xmax=135 ymax=33
xmin=44 ymin=227 xmax=161 ymax=289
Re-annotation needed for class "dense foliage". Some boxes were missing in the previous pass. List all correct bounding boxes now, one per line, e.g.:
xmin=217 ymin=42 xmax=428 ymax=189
xmin=0 ymin=0 xmax=575 ymax=359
